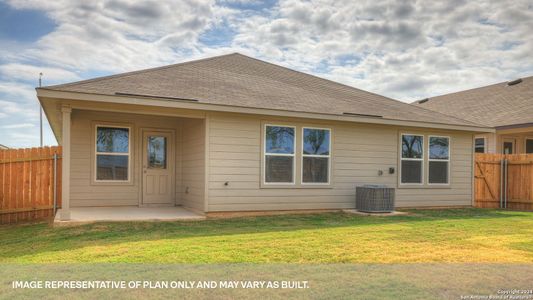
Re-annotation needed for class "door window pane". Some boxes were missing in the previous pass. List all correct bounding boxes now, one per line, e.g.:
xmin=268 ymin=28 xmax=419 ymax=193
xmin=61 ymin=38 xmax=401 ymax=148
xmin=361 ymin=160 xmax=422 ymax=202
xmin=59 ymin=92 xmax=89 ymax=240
xmin=148 ymin=136 xmax=167 ymax=169
xmin=503 ymin=142 xmax=513 ymax=154
xmin=96 ymin=155 xmax=128 ymax=180
xmin=265 ymin=156 xmax=293 ymax=183
xmin=401 ymin=160 xmax=422 ymax=183
xmin=303 ymin=128 xmax=330 ymax=155
xmin=302 ymin=157 xmax=328 ymax=183
xmin=402 ymin=135 xmax=423 ymax=158
xmin=265 ymin=126 xmax=294 ymax=154
xmin=97 ymin=127 xmax=129 ymax=153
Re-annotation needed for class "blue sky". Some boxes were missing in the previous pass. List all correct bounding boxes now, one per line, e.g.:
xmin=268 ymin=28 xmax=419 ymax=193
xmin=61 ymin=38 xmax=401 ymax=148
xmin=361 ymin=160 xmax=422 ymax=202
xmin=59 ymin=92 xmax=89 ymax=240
xmin=0 ymin=0 xmax=532 ymax=148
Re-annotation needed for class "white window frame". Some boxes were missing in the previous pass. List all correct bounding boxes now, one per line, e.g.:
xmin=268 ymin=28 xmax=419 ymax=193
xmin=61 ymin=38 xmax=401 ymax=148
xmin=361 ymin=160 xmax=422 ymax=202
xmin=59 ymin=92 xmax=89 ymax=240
xmin=400 ymin=133 xmax=424 ymax=185
xmin=263 ymin=124 xmax=296 ymax=185
xmin=474 ymin=137 xmax=486 ymax=153
xmin=301 ymin=127 xmax=331 ymax=185
xmin=94 ymin=124 xmax=132 ymax=183
xmin=428 ymin=135 xmax=451 ymax=185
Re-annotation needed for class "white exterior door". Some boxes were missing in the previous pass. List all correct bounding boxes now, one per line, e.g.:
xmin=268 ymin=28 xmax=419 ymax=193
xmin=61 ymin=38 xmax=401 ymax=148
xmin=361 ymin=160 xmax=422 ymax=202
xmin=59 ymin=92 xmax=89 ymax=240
xmin=142 ymin=130 xmax=174 ymax=205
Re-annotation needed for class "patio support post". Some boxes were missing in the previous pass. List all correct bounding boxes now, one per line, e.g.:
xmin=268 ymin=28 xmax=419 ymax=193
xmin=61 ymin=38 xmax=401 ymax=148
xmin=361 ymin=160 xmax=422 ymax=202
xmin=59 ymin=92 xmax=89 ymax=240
xmin=60 ymin=105 xmax=72 ymax=220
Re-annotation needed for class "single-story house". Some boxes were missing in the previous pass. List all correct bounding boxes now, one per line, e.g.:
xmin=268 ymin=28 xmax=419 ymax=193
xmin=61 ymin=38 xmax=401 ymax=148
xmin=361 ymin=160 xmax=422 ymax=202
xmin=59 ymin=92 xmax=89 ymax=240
xmin=414 ymin=76 xmax=533 ymax=154
xmin=37 ymin=53 xmax=492 ymax=221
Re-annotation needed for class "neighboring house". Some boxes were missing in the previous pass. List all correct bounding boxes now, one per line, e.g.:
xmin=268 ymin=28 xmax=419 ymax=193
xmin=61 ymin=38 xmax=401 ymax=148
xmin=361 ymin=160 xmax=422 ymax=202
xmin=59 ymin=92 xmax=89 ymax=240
xmin=0 ymin=144 xmax=8 ymax=150
xmin=37 ymin=53 xmax=491 ymax=220
xmin=414 ymin=76 xmax=533 ymax=154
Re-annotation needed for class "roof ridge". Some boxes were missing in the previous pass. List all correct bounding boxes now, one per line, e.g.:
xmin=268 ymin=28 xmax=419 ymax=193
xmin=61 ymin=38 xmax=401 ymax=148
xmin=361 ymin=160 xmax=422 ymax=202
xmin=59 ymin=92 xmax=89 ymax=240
xmin=42 ymin=52 xmax=241 ymax=89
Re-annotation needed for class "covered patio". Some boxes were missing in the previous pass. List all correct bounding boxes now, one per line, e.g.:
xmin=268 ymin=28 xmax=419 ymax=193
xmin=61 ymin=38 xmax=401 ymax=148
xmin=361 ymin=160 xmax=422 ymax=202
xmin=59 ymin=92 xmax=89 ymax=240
xmin=496 ymin=125 xmax=533 ymax=154
xmin=54 ymin=207 xmax=205 ymax=224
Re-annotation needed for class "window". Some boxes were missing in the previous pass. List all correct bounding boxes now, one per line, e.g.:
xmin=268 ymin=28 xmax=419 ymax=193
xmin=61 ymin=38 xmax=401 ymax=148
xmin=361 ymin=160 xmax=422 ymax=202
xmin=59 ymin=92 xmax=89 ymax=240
xmin=264 ymin=125 xmax=295 ymax=184
xmin=148 ymin=136 xmax=167 ymax=169
xmin=302 ymin=128 xmax=331 ymax=184
xmin=401 ymin=134 xmax=423 ymax=184
xmin=428 ymin=136 xmax=450 ymax=184
xmin=95 ymin=126 xmax=130 ymax=181
xmin=526 ymin=139 xmax=533 ymax=154
xmin=503 ymin=140 xmax=514 ymax=154
xmin=475 ymin=137 xmax=485 ymax=153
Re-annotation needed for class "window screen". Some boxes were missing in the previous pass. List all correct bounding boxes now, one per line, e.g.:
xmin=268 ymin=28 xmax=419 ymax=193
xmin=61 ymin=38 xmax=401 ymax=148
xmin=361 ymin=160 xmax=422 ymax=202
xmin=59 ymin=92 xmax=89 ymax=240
xmin=428 ymin=136 xmax=450 ymax=184
xmin=302 ymin=128 xmax=330 ymax=183
xmin=96 ymin=126 xmax=130 ymax=181
xmin=264 ymin=125 xmax=295 ymax=183
xmin=401 ymin=134 xmax=424 ymax=184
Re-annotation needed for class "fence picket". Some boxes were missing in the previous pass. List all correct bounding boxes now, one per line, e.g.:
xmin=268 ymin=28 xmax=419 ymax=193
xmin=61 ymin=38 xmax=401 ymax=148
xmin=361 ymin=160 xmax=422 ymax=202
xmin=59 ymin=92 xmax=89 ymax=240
xmin=0 ymin=146 xmax=62 ymax=224
xmin=475 ymin=153 xmax=533 ymax=210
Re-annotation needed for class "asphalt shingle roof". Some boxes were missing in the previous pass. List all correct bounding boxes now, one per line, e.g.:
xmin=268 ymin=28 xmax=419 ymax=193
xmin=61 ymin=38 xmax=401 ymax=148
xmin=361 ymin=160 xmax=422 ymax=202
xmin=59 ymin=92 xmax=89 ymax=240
xmin=414 ymin=76 xmax=533 ymax=128
xmin=42 ymin=53 xmax=483 ymax=127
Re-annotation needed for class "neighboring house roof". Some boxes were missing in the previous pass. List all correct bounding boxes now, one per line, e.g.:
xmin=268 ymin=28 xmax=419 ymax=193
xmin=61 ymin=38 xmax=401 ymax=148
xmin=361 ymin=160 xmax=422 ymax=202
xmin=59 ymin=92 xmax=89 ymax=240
xmin=0 ymin=144 xmax=8 ymax=149
xmin=413 ymin=76 xmax=533 ymax=128
xmin=40 ymin=53 xmax=484 ymax=128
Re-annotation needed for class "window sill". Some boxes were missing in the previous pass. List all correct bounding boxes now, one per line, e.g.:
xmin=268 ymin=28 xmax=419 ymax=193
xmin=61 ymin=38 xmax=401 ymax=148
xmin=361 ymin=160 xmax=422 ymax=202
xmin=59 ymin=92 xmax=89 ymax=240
xmin=260 ymin=184 xmax=333 ymax=189
xmin=398 ymin=184 xmax=452 ymax=189
xmin=90 ymin=180 xmax=134 ymax=186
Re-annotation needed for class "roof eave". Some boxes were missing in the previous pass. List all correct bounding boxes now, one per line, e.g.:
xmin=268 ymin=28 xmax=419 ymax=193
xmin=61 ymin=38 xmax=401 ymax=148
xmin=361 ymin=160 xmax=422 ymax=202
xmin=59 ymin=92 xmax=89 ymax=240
xmin=36 ymin=88 xmax=494 ymax=133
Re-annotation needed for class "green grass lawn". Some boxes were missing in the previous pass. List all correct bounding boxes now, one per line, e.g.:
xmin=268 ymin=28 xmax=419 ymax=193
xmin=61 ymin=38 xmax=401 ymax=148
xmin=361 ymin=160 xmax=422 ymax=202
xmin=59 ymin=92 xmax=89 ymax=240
xmin=1 ymin=208 xmax=533 ymax=263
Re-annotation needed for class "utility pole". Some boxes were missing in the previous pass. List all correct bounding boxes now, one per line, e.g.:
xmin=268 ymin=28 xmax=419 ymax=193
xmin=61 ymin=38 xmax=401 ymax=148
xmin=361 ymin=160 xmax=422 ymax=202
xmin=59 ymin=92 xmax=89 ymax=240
xmin=39 ymin=72 xmax=43 ymax=147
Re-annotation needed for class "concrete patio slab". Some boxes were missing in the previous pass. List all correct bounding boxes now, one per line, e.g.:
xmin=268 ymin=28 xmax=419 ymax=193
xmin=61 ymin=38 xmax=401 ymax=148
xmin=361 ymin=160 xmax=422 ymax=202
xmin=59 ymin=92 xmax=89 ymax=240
xmin=343 ymin=209 xmax=408 ymax=216
xmin=54 ymin=206 xmax=205 ymax=225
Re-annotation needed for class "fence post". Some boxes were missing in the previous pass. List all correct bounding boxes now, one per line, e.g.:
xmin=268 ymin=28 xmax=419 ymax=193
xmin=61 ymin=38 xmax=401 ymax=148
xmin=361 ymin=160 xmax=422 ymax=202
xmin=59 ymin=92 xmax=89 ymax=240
xmin=504 ymin=159 xmax=508 ymax=209
xmin=53 ymin=152 xmax=58 ymax=215
xmin=500 ymin=159 xmax=503 ymax=209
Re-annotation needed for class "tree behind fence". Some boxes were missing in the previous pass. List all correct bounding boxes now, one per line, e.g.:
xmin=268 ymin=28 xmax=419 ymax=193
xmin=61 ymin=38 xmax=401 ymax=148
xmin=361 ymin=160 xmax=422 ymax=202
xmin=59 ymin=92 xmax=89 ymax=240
xmin=475 ymin=153 xmax=533 ymax=210
xmin=0 ymin=146 xmax=62 ymax=224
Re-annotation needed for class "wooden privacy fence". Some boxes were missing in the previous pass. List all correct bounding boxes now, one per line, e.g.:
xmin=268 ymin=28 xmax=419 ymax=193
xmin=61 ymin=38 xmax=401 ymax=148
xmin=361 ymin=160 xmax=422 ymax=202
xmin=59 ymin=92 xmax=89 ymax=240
xmin=475 ymin=153 xmax=533 ymax=210
xmin=0 ymin=146 xmax=62 ymax=224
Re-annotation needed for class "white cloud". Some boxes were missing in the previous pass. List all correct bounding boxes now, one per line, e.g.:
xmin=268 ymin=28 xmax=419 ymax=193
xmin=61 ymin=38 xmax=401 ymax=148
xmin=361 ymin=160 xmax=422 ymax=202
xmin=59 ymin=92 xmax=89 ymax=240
xmin=0 ymin=0 xmax=532 ymax=147
xmin=7 ymin=0 xmax=224 ymax=72
xmin=0 ymin=82 xmax=36 ymax=100
xmin=229 ymin=0 xmax=533 ymax=100
xmin=0 ymin=63 xmax=81 ymax=83
xmin=1 ymin=123 xmax=35 ymax=129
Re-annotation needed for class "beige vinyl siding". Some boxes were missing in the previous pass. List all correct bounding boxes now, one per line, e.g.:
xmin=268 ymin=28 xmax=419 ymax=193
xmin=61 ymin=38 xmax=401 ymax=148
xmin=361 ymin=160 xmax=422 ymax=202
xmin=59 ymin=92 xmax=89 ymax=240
xmin=207 ymin=112 xmax=473 ymax=212
xmin=181 ymin=118 xmax=206 ymax=212
xmin=69 ymin=110 xmax=183 ymax=207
